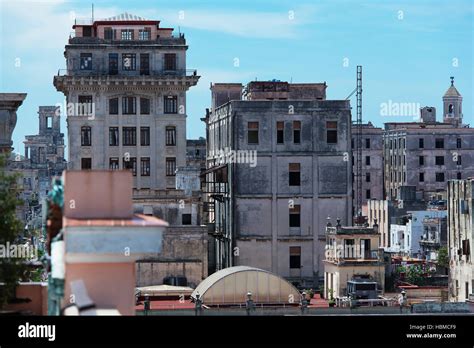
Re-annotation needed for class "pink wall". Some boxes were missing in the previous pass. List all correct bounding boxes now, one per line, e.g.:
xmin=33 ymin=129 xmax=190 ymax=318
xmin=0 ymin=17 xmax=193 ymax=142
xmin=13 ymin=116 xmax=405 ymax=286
xmin=5 ymin=283 xmax=48 ymax=315
xmin=65 ymin=263 xmax=136 ymax=315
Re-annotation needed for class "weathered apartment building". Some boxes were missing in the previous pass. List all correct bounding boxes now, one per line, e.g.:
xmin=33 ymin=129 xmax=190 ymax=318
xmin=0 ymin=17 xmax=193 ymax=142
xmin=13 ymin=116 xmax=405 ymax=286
xmin=351 ymin=122 xmax=383 ymax=216
xmin=54 ymin=13 xmax=208 ymax=287
xmin=384 ymin=79 xmax=474 ymax=201
xmin=447 ymin=179 xmax=473 ymax=302
xmin=203 ymin=81 xmax=352 ymax=287
xmin=54 ymin=12 xmax=199 ymax=191
xmin=323 ymin=220 xmax=384 ymax=298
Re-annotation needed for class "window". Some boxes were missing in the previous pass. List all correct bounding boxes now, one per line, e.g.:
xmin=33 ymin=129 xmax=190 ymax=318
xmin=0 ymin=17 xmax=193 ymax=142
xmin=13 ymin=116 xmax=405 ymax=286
xmin=419 ymin=172 xmax=424 ymax=182
xmin=140 ymin=54 xmax=150 ymax=75
xmin=164 ymin=53 xmax=177 ymax=71
xmin=122 ymin=53 xmax=136 ymax=70
xmin=435 ymin=138 xmax=444 ymax=149
xmin=365 ymin=138 xmax=370 ymax=149
xmin=344 ymin=239 xmax=355 ymax=258
xmin=46 ymin=117 xmax=52 ymax=128
xmin=326 ymin=121 xmax=338 ymax=144
xmin=365 ymin=156 xmax=371 ymax=166
xmin=104 ymin=27 xmax=114 ymax=40
xmin=366 ymin=189 xmax=371 ymax=199
xmin=419 ymin=138 xmax=424 ymax=149
xmin=289 ymin=246 xmax=301 ymax=269
xmin=122 ymin=127 xmax=137 ymax=146
xmin=121 ymin=29 xmax=133 ymax=40
xmin=140 ymin=127 xmax=150 ymax=146
xmin=351 ymin=138 xmax=354 ymax=149
xmin=109 ymin=157 xmax=119 ymax=170
xmin=247 ymin=122 xmax=259 ymax=144
xmin=277 ymin=121 xmax=284 ymax=144
xmin=81 ymin=126 xmax=91 ymax=146
xmin=122 ymin=97 xmax=136 ymax=114
xmin=140 ymin=98 xmax=150 ymax=115
xmin=164 ymin=96 xmax=178 ymax=114
xmin=182 ymin=213 xmax=192 ymax=225
xmin=109 ymin=98 xmax=119 ymax=115
xmin=123 ymin=157 xmax=137 ymax=176
xmin=78 ymin=95 xmax=93 ymax=116
xmin=166 ymin=157 xmax=176 ymax=176
xmin=419 ymin=156 xmax=424 ymax=166
xmin=108 ymin=53 xmax=118 ymax=74
xmin=109 ymin=127 xmax=119 ymax=146
xmin=289 ymin=163 xmax=301 ymax=186
xmin=366 ymin=173 xmax=371 ymax=182
xmin=138 ymin=28 xmax=151 ymax=40
xmin=457 ymin=172 xmax=462 ymax=180
xmin=166 ymin=126 xmax=176 ymax=146
xmin=457 ymin=155 xmax=462 ymax=165
xmin=457 ymin=138 xmax=462 ymax=149
xmin=81 ymin=158 xmax=91 ymax=170
xmin=435 ymin=156 xmax=444 ymax=165
xmin=140 ymin=157 xmax=150 ymax=176
xmin=293 ymin=121 xmax=301 ymax=144
xmin=289 ymin=205 xmax=301 ymax=228
xmin=80 ymin=53 xmax=92 ymax=70
xmin=82 ymin=26 xmax=92 ymax=37
xmin=435 ymin=172 xmax=445 ymax=182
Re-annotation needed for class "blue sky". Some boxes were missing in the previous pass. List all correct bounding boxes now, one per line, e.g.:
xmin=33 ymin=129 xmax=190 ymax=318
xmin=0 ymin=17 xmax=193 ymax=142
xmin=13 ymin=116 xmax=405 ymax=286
xmin=1 ymin=0 xmax=472 ymax=157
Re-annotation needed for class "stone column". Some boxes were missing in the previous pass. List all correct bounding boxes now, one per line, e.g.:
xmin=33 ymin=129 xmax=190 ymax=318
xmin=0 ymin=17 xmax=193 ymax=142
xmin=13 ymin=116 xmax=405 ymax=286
xmin=0 ymin=93 xmax=27 ymax=153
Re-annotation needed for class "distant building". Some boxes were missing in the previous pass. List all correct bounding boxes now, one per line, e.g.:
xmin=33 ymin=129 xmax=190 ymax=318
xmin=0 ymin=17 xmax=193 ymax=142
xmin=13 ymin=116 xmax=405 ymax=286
xmin=351 ymin=122 xmax=383 ymax=216
xmin=383 ymin=78 xmax=474 ymax=201
xmin=387 ymin=210 xmax=447 ymax=258
xmin=9 ymin=106 xmax=66 ymax=227
xmin=447 ymin=179 xmax=473 ymax=302
xmin=419 ymin=215 xmax=447 ymax=261
xmin=323 ymin=220 xmax=384 ymax=299
xmin=203 ymin=80 xmax=352 ymax=287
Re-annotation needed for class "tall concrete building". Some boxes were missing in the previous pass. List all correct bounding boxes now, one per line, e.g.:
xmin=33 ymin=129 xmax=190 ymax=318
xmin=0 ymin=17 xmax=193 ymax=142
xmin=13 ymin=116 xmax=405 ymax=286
xmin=203 ymin=81 xmax=352 ymax=287
xmin=54 ymin=13 xmax=199 ymax=191
xmin=447 ymin=179 xmax=473 ymax=302
xmin=351 ymin=122 xmax=383 ymax=217
xmin=384 ymin=78 xmax=474 ymax=201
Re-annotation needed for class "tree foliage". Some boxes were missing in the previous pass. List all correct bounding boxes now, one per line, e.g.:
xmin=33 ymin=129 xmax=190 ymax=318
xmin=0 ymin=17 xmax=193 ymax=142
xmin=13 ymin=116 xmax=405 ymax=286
xmin=437 ymin=247 xmax=449 ymax=269
xmin=0 ymin=155 xmax=26 ymax=308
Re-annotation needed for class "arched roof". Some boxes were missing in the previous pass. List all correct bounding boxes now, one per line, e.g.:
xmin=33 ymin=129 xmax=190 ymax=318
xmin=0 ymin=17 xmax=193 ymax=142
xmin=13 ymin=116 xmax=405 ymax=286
xmin=191 ymin=266 xmax=301 ymax=305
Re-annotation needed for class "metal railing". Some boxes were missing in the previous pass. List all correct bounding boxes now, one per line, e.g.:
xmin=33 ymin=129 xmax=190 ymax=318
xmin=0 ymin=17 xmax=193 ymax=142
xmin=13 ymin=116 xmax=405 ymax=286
xmin=56 ymin=68 xmax=198 ymax=77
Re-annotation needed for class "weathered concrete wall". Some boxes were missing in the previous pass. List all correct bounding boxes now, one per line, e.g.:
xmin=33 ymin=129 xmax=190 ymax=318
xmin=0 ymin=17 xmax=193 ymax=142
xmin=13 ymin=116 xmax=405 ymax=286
xmin=136 ymin=226 xmax=208 ymax=288
xmin=448 ymin=179 xmax=474 ymax=302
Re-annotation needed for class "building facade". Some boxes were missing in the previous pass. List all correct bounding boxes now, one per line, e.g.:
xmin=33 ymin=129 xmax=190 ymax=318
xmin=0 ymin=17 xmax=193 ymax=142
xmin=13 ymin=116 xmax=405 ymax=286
xmin=54 ymin=13 xmax=199 ymax=191
xmin=351 ymin=122 xmax=383 ymax=216
xmin=203 ymin=81 xmax=352 ymax=287
xmin=447 ymin=179 xmax=473 ymax=302
xmin=323 ymin=221 xmax=384 ymax=299
xmin=384 ymin=79 xmax=474 ymax=201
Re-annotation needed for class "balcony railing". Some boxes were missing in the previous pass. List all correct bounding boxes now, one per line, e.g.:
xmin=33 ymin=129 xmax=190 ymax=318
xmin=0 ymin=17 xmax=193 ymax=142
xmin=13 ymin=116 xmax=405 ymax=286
xmin=56 ymin=68 xmax=198 ymax=78
xmin=68 ymin=35 xmax=185 ymax=45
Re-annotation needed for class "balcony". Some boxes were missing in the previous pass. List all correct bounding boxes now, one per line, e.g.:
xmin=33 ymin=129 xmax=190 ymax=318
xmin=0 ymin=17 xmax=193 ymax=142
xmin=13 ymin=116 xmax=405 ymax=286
xmin=56 ymin=68 xmax=198 ymax=78
xmin=54 ymin=68 xmax=199 ymax=92
xmin=67 ymin=34 xmax=186 ymax=46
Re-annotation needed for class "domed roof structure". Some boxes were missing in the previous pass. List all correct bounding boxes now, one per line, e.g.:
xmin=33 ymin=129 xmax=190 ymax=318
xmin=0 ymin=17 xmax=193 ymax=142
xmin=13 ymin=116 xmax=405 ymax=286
xmin=191 ymin=266 xmax=301 ymax=305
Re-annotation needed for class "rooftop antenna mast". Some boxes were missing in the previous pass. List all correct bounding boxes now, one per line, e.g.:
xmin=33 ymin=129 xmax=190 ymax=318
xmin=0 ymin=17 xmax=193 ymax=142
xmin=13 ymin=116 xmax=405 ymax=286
xmin=91 ymin=4 xmax=94 ymax=23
